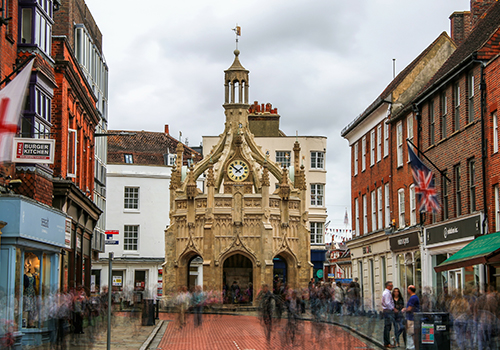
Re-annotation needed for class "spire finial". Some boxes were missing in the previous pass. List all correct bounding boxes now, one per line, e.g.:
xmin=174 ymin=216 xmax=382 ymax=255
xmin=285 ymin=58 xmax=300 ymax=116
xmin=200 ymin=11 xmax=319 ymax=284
xmin=232 ymin=24 xmax=241 ymax=50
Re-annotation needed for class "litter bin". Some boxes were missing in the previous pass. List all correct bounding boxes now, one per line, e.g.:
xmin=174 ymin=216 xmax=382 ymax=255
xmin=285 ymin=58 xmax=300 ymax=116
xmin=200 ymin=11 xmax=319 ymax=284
xmin=142 ymin=299 xmax=155 ymax=326
xmin=414 ymin=312 xmax=450 ymax=350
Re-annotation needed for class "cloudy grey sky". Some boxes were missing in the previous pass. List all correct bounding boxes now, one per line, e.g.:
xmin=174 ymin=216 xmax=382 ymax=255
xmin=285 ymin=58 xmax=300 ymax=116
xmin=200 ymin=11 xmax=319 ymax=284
xmin=85 ymin=0 xmax=470 ymax=227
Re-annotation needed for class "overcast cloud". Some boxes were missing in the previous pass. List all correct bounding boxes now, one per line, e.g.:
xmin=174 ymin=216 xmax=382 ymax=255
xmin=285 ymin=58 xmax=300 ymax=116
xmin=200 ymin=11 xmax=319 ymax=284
xmin=85 ymin=0 xmax=470 ymax=227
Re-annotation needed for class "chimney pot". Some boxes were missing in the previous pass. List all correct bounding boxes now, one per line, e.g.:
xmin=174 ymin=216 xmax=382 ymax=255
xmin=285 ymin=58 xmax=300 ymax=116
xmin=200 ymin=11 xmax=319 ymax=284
xmin=165 ymin=124 xmax=169 ymax=135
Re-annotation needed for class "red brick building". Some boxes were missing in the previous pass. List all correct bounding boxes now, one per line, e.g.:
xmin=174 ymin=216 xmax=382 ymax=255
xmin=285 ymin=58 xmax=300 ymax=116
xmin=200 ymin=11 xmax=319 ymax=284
xmin=341 ymin=31 xmax=456 ymax=310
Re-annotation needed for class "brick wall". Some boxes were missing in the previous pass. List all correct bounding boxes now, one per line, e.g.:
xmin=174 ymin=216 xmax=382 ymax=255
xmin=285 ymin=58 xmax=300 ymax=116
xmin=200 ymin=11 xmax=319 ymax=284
xmin=418 ymin=64 xmax=484 ymax=225
xmin=0 ymin=0 xmax=18 ymax=84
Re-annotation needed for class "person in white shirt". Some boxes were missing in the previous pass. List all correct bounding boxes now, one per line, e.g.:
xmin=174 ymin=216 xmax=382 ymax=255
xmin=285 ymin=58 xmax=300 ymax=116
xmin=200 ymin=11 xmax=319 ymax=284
xmin=381 ymin=281 xmax=397 ymax=348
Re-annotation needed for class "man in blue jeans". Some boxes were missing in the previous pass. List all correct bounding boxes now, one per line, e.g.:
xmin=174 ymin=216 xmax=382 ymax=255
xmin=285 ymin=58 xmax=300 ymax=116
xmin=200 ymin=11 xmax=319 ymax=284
xmin=382 ymin=281 xmax=397 ymax=348
xmin=402 ymin=285 xmax=420 ymax=350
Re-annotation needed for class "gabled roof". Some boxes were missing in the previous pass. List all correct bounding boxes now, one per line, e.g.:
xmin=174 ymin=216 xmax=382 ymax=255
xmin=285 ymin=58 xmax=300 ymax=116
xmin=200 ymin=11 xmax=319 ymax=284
xmin=341 ymin=32 xmax=454 ymax=137
xmin=107 ymin=130 xmax=202 ymax=166
xmin=417 ymin=2 xmax=500 ymax=100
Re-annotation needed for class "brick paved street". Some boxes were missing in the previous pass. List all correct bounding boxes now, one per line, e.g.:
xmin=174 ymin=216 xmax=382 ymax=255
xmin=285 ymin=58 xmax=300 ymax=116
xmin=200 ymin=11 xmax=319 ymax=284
xmin=156 ymin=313 xmax=376 ymax=350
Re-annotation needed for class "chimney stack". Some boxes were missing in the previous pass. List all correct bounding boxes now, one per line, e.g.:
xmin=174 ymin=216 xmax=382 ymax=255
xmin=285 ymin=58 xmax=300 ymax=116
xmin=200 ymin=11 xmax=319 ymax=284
xmin=450 ymin=11 xmax=471 ymax=46
xmin=165 ymin=124 xmax=169 ymax=135
xmin=471 ymin=0 xmax=497 ymax=27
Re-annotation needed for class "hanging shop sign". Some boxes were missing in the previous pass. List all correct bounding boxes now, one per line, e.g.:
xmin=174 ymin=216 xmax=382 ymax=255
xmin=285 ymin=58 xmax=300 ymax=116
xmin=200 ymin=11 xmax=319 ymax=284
xmin=12 ymin=138 xmax=55 ymax=164
xmin=390 ymin=231 xmax=420 ymax=252
xmin=426 ymin=214 xmax=481 ymax=245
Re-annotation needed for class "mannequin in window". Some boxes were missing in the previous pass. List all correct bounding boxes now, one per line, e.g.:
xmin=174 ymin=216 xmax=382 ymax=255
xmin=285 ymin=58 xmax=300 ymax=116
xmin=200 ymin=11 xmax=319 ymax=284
xmin=23 ymin=257 xmax=39 ymax=328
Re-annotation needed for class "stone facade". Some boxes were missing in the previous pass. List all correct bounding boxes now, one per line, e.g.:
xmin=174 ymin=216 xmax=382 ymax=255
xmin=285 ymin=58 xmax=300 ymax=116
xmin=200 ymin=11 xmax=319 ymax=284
xmin=164 ymin=51 xmax=312 ymax=297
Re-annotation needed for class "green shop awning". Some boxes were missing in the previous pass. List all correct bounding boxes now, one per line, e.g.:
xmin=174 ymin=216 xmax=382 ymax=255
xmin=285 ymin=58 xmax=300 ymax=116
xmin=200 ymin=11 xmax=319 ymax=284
xmin=434 ymin=231 xmax=500 ymax=273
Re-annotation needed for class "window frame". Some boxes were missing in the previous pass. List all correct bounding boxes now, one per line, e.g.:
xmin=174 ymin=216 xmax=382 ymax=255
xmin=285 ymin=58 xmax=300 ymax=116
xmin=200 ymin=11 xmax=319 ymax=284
xmin=371 ymin=190 xmax=377 ymax=231
xmin=310 ymin=151 xmax=325 ymax=170
xmin=469 ymin=159 xmax=476 ymax=212
xmin=124 ymin=225 xmax=139 ymax=251
xmin=67 ymin=128 xmax=77 ymax=178
xmin=443 ymin=171 xmax=449 ymax=220
xmin=310 ymin=183 xmax=324 ymax=207
xmin=276 ymin=151 xmax=291 ymax=168
xmin=397 ymin=121 xmax=403 ymax=167
xmin=454 ymin=165 xmax=462 ymax=217
xmin=429 ymin=100 xmax=435 ymax=146
xmin=363 ymin=194 xmax=368 ymax=235
xmin=385 ymin=183 xmax=390 ymax=228
xmin=310 ymin=222 xmax=324 ymax=245
xmin=124 ymin=154 xmax=133 ymax=164
xmin=377 ymin=125 xmax=382 ymax=162
xmin=495 ymin=185 xmax=500 ymax=232
xmin=362 ymin=136 xmax=366 ymax=171
xmin=124 ymin=187 xmax=140 ymax=211
xmin=468 ymin=72 xmax=475 ymax=123
xmin=354 ymin=142 xmax=358 ymax=176
xmin=377 ymin=187 xmax=383 ymax=229
xmin=370 ymin=129 xmax=375 ymax=166
xmin=454 ymin=82 xmax=460 ymax=132
xmin=410 ymin=184 xmax=416 ymax=226
xmin=384 ymin=122 xmax=389 ymax=158
xmin=407 ymin=115 xmax=414 ymax=162
xmin=441 ymin=92 xmax=448 ymax=139
xmin=398 ymin=188 xmax=405 ymax=228
xmin=355 ymin=197 xmax=360 ymax=237
xmin=493 ymin=112 xmax=498 ymax=154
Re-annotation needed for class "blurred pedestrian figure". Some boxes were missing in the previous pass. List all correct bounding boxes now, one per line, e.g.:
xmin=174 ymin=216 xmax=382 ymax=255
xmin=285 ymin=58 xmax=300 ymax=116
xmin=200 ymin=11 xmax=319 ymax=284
xmin=231 ymin=281 xmax=240 ymax=304
xmin=334 ymin=281 xmax=345 ymax=315
xmin=475 ymin=285 xmax=499 ymax=350
xmin=257 ymin=284 xmax=275 ymax=344
xmin=382 ymin=281 xmax=396 ymax=348
xmin=353 ymin=277 xmax=361 ymax=313
xmin=191 ymin=285 xmax=205 ymax=327
xmin=176 ymin=286 xmax=190 ymax=329
xmin=402 ymin=285 xmax=420 ymax=350
xmin=392 ymin=287 xmax=405 ymax=348
xmin=246 ymin=282 xmax=253 ymax=303
xmin=449 ymin=291 xmax=469 ymax=350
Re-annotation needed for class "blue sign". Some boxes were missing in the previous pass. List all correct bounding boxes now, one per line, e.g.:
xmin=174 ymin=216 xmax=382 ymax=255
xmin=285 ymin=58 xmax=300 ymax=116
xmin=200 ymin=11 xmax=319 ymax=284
xmin=0 ymin=196 xmax=66 ymax=247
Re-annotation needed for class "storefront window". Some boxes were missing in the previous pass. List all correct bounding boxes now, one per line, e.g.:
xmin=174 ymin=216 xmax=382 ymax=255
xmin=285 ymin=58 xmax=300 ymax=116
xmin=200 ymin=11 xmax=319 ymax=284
xmin=433 ymin=254 xmax=448 ymax=294
xmin=23 ymin=252 xmax=40 ymax=328
xmin=415 ymin=251 xmax=422 ymax=292
xmin=14 ymin=248 xmax=23 ymax=331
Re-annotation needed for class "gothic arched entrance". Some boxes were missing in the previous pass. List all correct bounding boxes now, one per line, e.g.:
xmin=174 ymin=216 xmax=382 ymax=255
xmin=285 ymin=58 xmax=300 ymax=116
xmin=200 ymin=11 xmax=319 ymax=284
xmin=223 ymin=254 xmax=253 ymax=304
xmin=187 ymin=255 xmax=203 ymax=292
xmin=273 ymin=255 xmax=287 ymax=289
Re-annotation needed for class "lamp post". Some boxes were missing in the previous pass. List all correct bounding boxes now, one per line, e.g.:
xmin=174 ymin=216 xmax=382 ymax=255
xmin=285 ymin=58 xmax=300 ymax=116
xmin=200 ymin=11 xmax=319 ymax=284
xmin=107 ymin=251 xmax=113 ymax=350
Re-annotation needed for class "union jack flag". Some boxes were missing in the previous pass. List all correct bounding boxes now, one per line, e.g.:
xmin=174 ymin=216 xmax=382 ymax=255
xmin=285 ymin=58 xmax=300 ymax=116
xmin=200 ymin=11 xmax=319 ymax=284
xmin=408 ymin=143 xmax=440 ymax=213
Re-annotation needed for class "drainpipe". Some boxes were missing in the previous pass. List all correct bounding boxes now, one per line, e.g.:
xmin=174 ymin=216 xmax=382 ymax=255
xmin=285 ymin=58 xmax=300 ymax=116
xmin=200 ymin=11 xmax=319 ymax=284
xmin=473 ymin=58 xmax=488 ymax=235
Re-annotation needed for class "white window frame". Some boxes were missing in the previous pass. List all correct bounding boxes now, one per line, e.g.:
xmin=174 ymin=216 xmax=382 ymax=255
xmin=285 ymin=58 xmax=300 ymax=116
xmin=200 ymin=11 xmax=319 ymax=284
xmin=310 ymin=222 xmax=324 ymax=245
xmin=407 ymin=115 xmax=414 ymax=162
xmin=371 ymin=191 xmax=377 ymax=231
xmin=310 ymin=151 xmax=325 ymax=169
xmin=493 ymin=112 xmax=498 ymax=154
xmin=397 ymin=121 xmax=403 ymax=167
xmin=398 ymin=188 xmax=405 ymax=228
xmin=410 ymin=184 xmax=416 ymax=226
xmin=355 ymin=198 xmax=360 ymax=237
xmin=362 ymin=136 xmax=366 ymax=171
xmin=377 ymin=187 xmax=383 ymax=228
xmin=276 ymin=151 xmax=291 ymax=168
xmin=384 ymin=122 xmax=389 ymax=158
xmin=124 ymin=187 xmax=140 ymax=210
xmin=363 ymin=194 xmax=368 ymax=235
xmin=354 ymin=142 xmax=358 ymax=176
xmin=377 ymin=125 xmax=382 ymax=162
xmin=370 ymin=130 xmax=375 ymax=166
xmin=310 ymin=184 xmax=324 ymax=207
xmin=385 ymin=183 xmax=390 ymax=227
xmin=124 ymin=225 xmax=139 ymax=251
xmin=67 ymin=128 xmax=77 ymax=178
xmin=167 ymin=154 xmax=177 ymax=166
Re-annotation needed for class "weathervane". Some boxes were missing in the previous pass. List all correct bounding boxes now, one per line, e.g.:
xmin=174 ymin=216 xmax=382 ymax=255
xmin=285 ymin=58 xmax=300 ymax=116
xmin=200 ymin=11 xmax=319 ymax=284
xmin=232 ymin=24 xmax=241 ymax=50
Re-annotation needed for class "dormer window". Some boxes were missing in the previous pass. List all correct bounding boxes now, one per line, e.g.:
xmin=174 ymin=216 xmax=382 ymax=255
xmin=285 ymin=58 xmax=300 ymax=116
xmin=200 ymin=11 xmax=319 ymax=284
xmin=124 ymin=154 xmax=133 ymax=164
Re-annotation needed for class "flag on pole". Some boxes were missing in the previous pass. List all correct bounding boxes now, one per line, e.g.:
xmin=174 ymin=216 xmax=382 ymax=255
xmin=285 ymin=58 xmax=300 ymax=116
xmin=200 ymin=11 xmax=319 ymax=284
xmin=408 ymin=143 xmax=440 ymax=213
xmin=0 ymin=59 xmax=34 ymax=163
xmin=343 ymin=209 xmax=349 ymax=226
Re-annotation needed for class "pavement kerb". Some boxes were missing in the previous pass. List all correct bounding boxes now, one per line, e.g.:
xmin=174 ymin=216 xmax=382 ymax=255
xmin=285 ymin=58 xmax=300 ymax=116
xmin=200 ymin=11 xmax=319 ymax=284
xmin=139 ymin=319 xmax=164 ymax=350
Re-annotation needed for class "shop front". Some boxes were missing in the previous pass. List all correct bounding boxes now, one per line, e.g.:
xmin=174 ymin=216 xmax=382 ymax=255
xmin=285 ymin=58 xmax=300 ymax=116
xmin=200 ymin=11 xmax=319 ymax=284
xmin=389 ymin=229 xmax=422 ymax=300
xmin=423 ymin=214 xmax=483 ymax=296
xmin=0 ymin=195 xmax=66 ymax=348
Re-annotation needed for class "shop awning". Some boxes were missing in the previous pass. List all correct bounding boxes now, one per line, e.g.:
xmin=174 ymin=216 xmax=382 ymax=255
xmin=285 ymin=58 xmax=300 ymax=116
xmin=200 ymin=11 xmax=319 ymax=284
xmin=434 ymin=231 xmax=500 ymax=272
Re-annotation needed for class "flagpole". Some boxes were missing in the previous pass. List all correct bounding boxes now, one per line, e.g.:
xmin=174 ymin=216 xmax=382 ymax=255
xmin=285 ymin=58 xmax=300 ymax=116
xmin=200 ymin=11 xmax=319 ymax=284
xmin=407 ymin=139 xmax=451 ymax=182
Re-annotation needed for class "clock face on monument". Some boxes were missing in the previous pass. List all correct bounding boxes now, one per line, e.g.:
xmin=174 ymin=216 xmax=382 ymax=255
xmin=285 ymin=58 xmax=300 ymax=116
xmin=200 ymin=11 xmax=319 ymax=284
xmin=227 ymin=160 xmax=249 ymax=182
